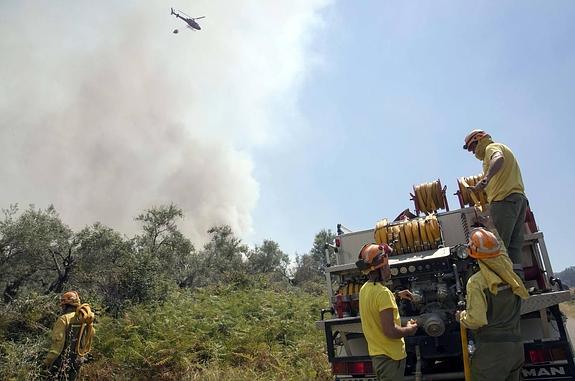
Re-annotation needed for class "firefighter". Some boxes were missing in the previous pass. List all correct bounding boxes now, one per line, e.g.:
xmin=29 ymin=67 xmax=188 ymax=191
xmin=44 ymin=291 xmax=86 ymax=381
xmin=463 ymin=129 xmax=529 ymax=276
xmin=357 ymin=243 xmax=418 ymax=381
xmin=456 ymin=227 xmax=529 ymax=381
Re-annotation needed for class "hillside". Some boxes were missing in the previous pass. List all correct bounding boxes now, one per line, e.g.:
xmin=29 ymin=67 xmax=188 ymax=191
xmin=0 ymin=204 xmax=339 ymax=380
xmin=0 ymin=278 xmax=332 ymax=381
xmin=555 ymin=267 xmax=575 ymax=288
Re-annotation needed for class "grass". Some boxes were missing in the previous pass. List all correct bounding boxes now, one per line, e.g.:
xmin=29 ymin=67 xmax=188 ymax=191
xmin=560 ymin=288 xmax=575 ymax=319
xmin=1 ymin=278 xmax=333 ymax=381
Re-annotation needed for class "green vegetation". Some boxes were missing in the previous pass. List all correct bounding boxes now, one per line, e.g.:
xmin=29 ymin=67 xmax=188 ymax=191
xmin=1 ymin=281 xmax=331 ymax=380
xmin=0 ymin=204 xmax=335 ymax=380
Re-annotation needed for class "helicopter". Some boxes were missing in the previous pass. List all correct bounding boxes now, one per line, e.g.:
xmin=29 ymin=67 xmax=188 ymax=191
xmin=171 ymin=8 xmax=205 ymax=32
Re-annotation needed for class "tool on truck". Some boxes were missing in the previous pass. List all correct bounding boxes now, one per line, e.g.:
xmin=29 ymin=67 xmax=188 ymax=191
xmin=317 ymin=177 xmax=574 ymax=381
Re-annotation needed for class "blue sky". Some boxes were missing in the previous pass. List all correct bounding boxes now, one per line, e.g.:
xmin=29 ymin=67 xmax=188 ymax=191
xmin=249 ymin=1 xmax=575 ymax=271
xmin=1 ymin=1 xmax=574 ymax=272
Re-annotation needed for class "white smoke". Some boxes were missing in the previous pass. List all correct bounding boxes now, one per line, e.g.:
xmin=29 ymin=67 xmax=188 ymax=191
xmin=0 ymin=0 xmax=331 ymax=242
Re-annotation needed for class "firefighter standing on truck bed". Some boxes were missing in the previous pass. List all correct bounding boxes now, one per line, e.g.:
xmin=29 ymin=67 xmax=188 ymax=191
xmin=463 ymin=129 xmax=529 ymax=278
xmin=357 ymin=243 xmax=418 ymax=381
xmin=456 ymin=227 xmax=529 ymax=381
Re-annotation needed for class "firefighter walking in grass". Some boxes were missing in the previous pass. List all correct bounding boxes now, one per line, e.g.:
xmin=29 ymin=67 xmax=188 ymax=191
xmin=357 ymin=243 xmax=418 ymax=381
xmin=456 ymin=228 xmax=529 ymax=381
xmin=44 ymin=291 xmax=95 ymax=381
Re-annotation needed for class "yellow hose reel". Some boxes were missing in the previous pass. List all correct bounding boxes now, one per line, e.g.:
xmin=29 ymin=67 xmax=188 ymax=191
xmin=456 ymin=174 xmax=488 ymax=208
xmin=411 ymin=179 xmax=449 ymax=215
xmin=374 ymin=215 xmax=442 ymax=254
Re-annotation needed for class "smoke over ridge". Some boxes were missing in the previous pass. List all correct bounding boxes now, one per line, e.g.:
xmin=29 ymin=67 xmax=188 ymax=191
xmin=0 ymin=1 xmax=330 ymax=242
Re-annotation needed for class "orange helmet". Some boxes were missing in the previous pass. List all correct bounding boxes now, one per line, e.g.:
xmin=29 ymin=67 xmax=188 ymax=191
xmin=357 ymin=243 xmax=392 ymax=274
xmin=60 ymin=291 xmax=81 ymax=307
xmin=466 ymin=228 xmax=501 ymax=259
xmin=463 ymin=129 xmax=490 ymax=151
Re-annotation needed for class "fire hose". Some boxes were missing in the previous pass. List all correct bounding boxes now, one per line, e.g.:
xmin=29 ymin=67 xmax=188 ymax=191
xmin=374 ymin=215 xmax=441 ymax=254
xmin=457 ymin=175 xmax=488 ymax=209
xmin=412 ymin=180 xmax=447 ymax=215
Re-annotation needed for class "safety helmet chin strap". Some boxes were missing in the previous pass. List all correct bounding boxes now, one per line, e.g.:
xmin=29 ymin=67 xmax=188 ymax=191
xmin=368 ymin=254 xmax=389 ymax=284
xmin=366 ymin=252 xmax=388 ymax=270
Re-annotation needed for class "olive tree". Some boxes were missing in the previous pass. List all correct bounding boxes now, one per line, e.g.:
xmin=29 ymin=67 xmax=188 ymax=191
xmin=0 ymin=205 xmax=75 ymax=302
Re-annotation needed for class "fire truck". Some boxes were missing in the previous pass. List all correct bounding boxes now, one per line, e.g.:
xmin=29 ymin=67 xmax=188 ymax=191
xmin=317 ymin=177 xmax=574 ymax=380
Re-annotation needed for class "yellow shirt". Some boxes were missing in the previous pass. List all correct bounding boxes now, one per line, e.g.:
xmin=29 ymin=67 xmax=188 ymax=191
xmin=483 ymin=143 xmax=525 ymax=203
xmin=359 ymin=282 xmax=406 ymax=360
xmin=459 ymin=268 xmax=524 ymax=343
xmin=459 ymin=272 xmax=488 ymax=330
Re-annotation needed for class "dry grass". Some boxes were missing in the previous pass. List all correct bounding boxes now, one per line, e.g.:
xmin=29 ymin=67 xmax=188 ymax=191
xmin=559 ymin=288 xmax=575 ymax=318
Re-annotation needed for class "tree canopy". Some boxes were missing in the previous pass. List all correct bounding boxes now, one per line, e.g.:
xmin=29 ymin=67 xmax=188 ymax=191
xmin=0 ymin=203 xmax=334 ymax=312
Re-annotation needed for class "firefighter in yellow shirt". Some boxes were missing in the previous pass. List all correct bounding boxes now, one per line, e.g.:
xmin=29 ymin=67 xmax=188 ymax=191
xmin=44 ymin=291 xmax=87 ymax=381
xmin=463 ymin=130 xmax=529 ymax=276
xmin=358 ymin=244 xmax=418 ymax=381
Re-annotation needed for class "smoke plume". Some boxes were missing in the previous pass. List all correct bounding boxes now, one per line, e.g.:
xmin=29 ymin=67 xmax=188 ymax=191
xmin=0 ymin=1 xmax=330 ymax=242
